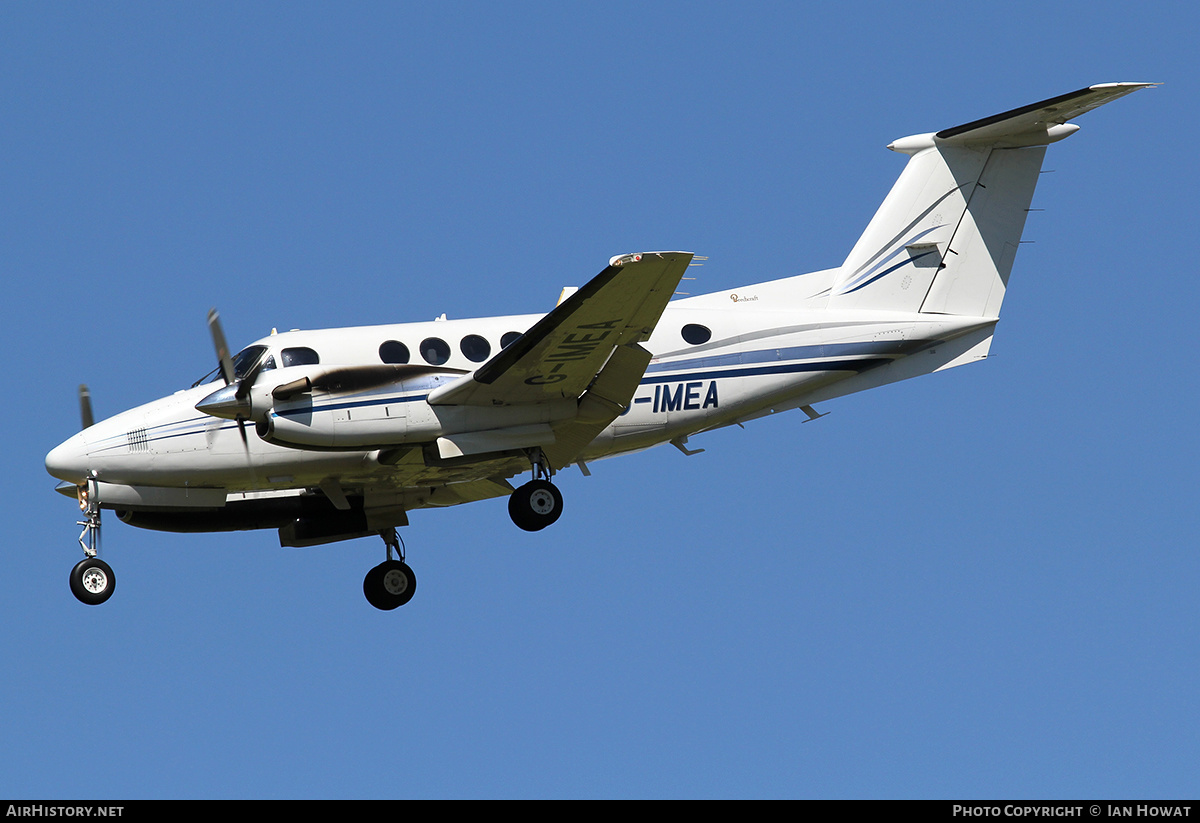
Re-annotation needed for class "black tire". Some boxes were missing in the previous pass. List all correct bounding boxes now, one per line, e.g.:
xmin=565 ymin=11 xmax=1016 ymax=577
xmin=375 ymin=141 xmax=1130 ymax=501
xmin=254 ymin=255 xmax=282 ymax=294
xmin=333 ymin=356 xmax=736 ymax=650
xmin=508 ymin=479 xmax=563 ymax=532
xmin=70 ymin=557 xmax=116 ymax=605
xmin=363 ymin=560 xmax=416 ymax=610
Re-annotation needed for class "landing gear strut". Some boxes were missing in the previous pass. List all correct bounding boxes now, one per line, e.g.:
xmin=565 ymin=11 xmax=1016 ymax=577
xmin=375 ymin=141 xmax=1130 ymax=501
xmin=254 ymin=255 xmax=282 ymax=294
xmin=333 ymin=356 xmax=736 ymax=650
xmin=363 ymin=528 xmax=416 ymax=610
xmin=70 ymin=477 xmax=115 ymax=605
xmin=509 ymin=448 xmax=563 ymax=532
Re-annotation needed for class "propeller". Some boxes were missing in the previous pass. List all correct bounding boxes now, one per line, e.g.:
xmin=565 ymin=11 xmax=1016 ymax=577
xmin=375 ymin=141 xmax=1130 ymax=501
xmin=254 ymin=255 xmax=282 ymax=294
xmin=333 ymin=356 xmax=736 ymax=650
xmin=202 ymin=308 xmax=259 ymax=450
xmin=199 ymin=308 xmax=269 ymax=492
xmin=78 ymin=384 xmax=94 ymax=430
xmin=207 ymin=308 xmax=237 ymax=387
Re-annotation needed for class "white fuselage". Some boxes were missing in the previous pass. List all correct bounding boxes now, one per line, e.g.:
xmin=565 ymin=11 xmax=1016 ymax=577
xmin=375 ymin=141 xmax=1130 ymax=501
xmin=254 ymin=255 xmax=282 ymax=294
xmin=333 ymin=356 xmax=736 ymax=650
xmin=45 ymin=265 xmax=995 ymax=516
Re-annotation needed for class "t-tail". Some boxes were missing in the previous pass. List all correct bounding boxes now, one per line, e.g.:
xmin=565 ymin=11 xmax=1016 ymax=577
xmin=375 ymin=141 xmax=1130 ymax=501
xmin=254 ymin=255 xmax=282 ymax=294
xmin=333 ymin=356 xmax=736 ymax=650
xmin=827 ymin=83 xmax=1156 ymax=319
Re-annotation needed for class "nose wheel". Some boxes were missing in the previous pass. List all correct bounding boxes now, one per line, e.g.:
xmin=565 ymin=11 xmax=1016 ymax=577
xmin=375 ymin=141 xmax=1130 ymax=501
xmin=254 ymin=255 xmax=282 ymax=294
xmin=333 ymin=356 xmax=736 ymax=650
xmin=70 ymin=556 xmax=116 ymax=605
xmin=363 ymin=528 xmax=417 ymax=610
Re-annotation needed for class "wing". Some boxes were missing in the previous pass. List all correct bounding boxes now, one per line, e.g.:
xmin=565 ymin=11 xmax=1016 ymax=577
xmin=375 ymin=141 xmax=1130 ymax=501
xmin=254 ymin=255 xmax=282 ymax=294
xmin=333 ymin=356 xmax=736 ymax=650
xmin=428 ymin=251 xmax=693 ymax=407
xmin=427 ymin=251 xmax=694 ymax=469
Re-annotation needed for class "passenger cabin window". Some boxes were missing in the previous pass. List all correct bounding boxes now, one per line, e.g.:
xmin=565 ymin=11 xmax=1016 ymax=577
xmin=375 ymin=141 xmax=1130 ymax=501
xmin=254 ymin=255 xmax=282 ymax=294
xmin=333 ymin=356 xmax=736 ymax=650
xmin=379 ymin=340 xmax=410 ymax=364
xmin=460 ymin=334 xmax=491 ymax=362
xmin=681 ymin=324 xmax=712 ymax=345
xmin=281 ymin=347 xmax=320 ymax=367
xmin=501 ymin=331 xmax=522 ymax=348
xmin=420 ymin=337 xmax=450 ymax=365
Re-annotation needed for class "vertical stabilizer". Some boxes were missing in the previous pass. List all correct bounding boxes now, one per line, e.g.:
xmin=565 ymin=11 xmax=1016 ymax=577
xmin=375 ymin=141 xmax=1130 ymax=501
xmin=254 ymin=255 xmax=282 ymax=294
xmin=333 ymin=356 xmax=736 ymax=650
xmin=918 ymin=144 xmax=1045 ymax=317
xmin=827 ymin=83 xmax=1156 ymax=318
xmin=830 ymin=141 xmax=998 ymax=314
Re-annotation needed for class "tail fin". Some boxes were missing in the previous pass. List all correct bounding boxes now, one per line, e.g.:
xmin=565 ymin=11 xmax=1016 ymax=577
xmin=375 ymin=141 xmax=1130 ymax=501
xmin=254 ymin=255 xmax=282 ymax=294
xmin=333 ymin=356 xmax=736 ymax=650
xmin=828 ymin=83 xmax=1156 ymax=317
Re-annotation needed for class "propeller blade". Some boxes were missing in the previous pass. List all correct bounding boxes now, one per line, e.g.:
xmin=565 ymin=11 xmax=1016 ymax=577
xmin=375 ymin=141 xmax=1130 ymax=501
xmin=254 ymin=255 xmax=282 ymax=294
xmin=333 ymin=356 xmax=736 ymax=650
xmin=78 ymin=384 xmax=94 ymax=430
xmin=234 ymin=351 xmax=266 ymax=401
xmin=205 ymin=307 xmax=259 ymax=488
xmin=207 ymin=308 xmax=236 ymax=387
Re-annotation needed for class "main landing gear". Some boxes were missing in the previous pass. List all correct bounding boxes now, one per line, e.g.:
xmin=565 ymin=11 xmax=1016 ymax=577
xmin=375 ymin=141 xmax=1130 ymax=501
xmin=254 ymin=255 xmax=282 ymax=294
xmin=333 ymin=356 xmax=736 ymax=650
xmin=361 ymin=448 xmax=563 ymax=609
xmin=363 ymin=527 xmax=416 ymax=611
xmin=70 ymin=477 xmax=116 ymax=605
xmin=508 ymin=448 xmax=563 ymax=532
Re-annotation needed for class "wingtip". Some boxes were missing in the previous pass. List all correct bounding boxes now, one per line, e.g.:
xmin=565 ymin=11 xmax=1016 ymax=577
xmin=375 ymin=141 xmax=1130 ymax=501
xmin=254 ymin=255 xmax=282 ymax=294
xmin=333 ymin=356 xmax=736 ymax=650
xmin=1090 ymin=81 xmax=1161 ymax=90
xmin=608 ymin=251 xmax=695 ymax=267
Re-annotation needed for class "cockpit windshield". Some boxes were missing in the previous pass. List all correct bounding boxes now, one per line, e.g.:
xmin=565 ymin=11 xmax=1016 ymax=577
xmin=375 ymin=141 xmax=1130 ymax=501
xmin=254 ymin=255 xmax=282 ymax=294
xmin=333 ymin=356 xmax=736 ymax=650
xmin=192 ymin=345 xmax=271 ymax=387
xmin=230 ymin=346 xmax=268 ymax=380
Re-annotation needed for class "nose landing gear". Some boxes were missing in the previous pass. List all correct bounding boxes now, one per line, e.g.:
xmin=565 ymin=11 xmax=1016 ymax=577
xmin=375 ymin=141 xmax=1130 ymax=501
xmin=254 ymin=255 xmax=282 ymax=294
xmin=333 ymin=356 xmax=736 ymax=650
xmin=70 ymin=477 xmax=115 ymax=605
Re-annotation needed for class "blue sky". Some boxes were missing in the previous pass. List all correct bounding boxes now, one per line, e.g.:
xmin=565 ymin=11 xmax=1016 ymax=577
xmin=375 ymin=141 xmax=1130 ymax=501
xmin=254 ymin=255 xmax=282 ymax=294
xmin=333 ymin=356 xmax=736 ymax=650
xmin=2 ymin=2 xmax=1196 ymax=799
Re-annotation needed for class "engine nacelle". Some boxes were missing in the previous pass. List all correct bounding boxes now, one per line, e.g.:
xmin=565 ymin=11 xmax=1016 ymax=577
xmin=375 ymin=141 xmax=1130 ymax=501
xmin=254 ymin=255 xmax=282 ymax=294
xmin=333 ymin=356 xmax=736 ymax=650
xmin=258 ymin=367 xmax=576 ymax=451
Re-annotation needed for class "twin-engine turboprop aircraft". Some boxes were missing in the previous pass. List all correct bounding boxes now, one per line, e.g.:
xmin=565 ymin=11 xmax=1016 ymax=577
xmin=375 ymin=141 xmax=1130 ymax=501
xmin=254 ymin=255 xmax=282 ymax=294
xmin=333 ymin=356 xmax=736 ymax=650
xmin=46 ymin=83 xmax=1154 ymax=609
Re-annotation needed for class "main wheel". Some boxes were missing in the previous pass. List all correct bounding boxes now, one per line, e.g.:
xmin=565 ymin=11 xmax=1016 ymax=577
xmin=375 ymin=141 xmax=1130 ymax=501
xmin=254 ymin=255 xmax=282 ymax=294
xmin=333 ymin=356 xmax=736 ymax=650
xmin=508 ymin=479 xmax=564 ymax=532
xmin=363 ymin=560 xmax=416 ymax=610
xmin=70 ymin=557 xmax=116 ymax=605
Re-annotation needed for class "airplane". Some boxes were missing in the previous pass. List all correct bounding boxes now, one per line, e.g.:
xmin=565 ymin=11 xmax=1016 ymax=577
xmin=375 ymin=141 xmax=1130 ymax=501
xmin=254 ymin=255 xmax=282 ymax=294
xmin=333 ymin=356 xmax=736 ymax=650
xmin=45 ymin=82 xmax=1155 ymax=609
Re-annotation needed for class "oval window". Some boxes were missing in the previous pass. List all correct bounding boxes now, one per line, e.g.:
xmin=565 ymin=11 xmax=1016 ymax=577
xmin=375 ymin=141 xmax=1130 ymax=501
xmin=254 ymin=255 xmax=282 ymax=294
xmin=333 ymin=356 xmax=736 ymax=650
xmin=501 ymin=331 xmax=522 ymax=349
xmin=681 ymin=324 xmax=712 ymax=345
xmin=379 ymin=340 xmax=410 ymax=364
xmin=460 ymin=334 xmax=491 ymax=362
xmin=420 ymin=337 xmax=450 ymax=365
xmin=281 ymin=347 xmax=320 ymax=367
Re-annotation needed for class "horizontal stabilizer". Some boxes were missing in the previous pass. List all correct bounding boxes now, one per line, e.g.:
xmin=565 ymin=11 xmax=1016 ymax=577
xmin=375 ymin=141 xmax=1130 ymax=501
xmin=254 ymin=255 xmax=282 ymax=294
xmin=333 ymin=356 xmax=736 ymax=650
xmin=933 ymin=82 xmax=1158 ymax=146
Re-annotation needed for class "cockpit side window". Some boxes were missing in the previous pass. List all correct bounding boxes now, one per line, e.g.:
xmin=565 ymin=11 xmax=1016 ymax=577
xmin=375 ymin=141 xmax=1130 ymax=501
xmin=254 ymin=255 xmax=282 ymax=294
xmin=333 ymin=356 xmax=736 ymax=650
xmin=281 ymin=347 xmax=320 ymax=367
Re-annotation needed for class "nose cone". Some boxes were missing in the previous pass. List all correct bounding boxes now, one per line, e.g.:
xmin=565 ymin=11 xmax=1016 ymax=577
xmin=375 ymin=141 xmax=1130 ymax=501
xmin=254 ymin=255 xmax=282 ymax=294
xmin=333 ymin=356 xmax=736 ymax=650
xmin=46 ymin=431 xmax=90 ymax=484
